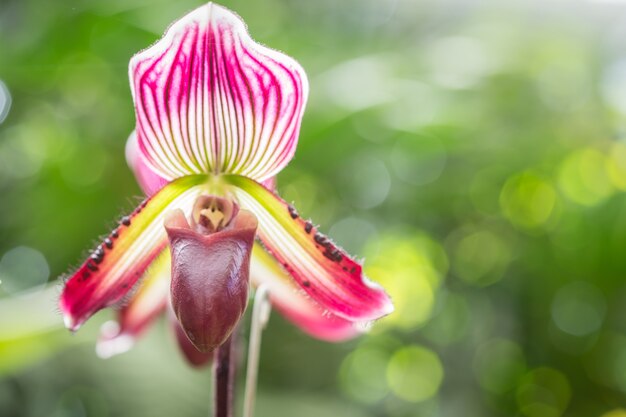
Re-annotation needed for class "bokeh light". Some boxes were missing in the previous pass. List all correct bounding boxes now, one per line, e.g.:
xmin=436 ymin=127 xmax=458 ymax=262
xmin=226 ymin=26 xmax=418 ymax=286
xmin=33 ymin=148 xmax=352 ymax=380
xmin=516 ymin=368 xmax=571 ymax=417
xmin=500 ymin=172 xmax=558 ymax=230
xmin=339 ymin=345 xmax=390 ymax=404
xmin=607 ymin=142 xmax=626 ymax=190
xmin=340 ymin=152 xmax=391 ymax=209
xmin=422 ymin=291 xmax=470 ymax=346
xmin=601 ymin=410 xmax=626 ymax=417
xmin=364 ymin=232 xmax=447 ymax=330
xmin=329 ymin=216 xmax=378 ymax=255
xmin=426 ymin=36 xmax=496 ymax=89
xmin=320 ymin=56 xmax=395 ymax=113
xmin=585 ymin=332 xmax=626 ymax=391
xmin=386 ymin=345 xmax=444 ymax=403
xmin=390 ymin=133 xmax=447 ymax=187
xmin=602 ymin=58 xmax=626 ymax=114
xmin=0 ymin=247 xmax=49 ymax=295
xmin=452 ymin=229 xmax=511 ymax=287
xmin=551 ymin=281 xmax=606 ymax=337
xmin=558 ymin=148 xmax=614 ymax=207
xmin=473 ymin=338 xmax=526 ymax=394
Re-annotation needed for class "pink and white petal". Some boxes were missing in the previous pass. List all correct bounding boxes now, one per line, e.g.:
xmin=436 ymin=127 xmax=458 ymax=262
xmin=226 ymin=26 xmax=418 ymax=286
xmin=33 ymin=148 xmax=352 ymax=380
xmin=126 ymin=131 xmax=170 ymax=196
xmin=60 ymin=175 xmax=207 ymax=331
xmin=225 ymin=175 xmax=394 ymax=322
xmin=130 ymin=3 xmax=308 ymax=182
xmin=96 ymin=251 xmax=170 ymax=358
xmin=251 ymin=244 xmax=361 ymax=342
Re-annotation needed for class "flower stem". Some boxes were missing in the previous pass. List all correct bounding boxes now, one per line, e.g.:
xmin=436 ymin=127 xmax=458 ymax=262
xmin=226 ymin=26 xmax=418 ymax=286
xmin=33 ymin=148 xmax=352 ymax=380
xmin=213 ymin=333 xmax=235 ymax=417
xmin=243 ymin=285 xmax=271 ymax=417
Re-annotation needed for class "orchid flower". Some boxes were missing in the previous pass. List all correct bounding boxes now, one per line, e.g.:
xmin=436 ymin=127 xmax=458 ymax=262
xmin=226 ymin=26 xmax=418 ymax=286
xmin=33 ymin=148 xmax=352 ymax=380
xmin=60 ymin=2 xmax=393 ymax=375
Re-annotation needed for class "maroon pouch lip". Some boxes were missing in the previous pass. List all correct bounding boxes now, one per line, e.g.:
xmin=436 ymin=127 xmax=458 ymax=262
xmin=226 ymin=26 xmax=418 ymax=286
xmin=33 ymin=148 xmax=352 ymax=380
xmin=165 ymin=207 xmax=258 ymax=353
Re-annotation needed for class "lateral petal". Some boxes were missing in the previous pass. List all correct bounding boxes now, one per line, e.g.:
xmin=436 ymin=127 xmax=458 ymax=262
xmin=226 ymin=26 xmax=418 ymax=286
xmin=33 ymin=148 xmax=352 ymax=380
xmin=59 ymin=175 xmax=207 ymax=331
xmin=96 ymin=251 xmax=170 ymax=359
xmin=251 ymin=245 xmax=361 ymax=342
xmin=224 ymin=175 xmax=394 ymax=322
xmin=130 ymin=3 xmax=308 ymax=182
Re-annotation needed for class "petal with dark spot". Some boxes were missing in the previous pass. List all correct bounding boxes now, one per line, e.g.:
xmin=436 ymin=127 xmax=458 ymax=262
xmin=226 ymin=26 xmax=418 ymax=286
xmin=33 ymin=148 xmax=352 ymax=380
xmin=224 ymin=174 xmax=394 ymax=323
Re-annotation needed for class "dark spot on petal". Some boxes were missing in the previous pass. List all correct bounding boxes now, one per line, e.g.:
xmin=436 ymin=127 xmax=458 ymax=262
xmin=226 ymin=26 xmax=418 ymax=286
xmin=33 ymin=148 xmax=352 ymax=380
xmin=111 ymin=229 xmax=119 ymax=238
xmin=135 ymin=199 xmax=148 ymax=214
xmin=120 ymin=216 xmax=131 ymax=226
xmin=304 ymin=221 xmax=313 ymax=234
xmin=87 ymin=262 xmax=98 ymax=271
xmin=323 ymin=249 xmax=343 ymax=263
xmin=104 ymin=238 xmax=113 ymax=249
xmin=314 ymin=233 xmax=327 ymax=246
xmin=288 ymin=205 xmax=298 ymax=219
xmin=90 ymin=253 xmax=103 ymax=265
xmin=302 ymin=280 xmax=311 ymax=287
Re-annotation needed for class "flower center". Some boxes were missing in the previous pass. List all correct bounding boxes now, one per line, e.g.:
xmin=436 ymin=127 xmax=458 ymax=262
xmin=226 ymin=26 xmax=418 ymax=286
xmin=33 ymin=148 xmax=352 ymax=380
xmin=191 ymin=195 xmax=239 ymax=234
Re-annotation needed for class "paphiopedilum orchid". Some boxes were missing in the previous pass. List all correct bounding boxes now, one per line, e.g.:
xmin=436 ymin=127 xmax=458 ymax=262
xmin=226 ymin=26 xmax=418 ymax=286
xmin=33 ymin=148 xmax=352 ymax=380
xmin=60 ymin=3 xmax=393 ymax=407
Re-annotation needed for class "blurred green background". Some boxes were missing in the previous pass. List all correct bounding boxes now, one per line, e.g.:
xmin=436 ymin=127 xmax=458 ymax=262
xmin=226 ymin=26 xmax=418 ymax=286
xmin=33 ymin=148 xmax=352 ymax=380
xmin=3 ymin=0 xmax=626 ymax=416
